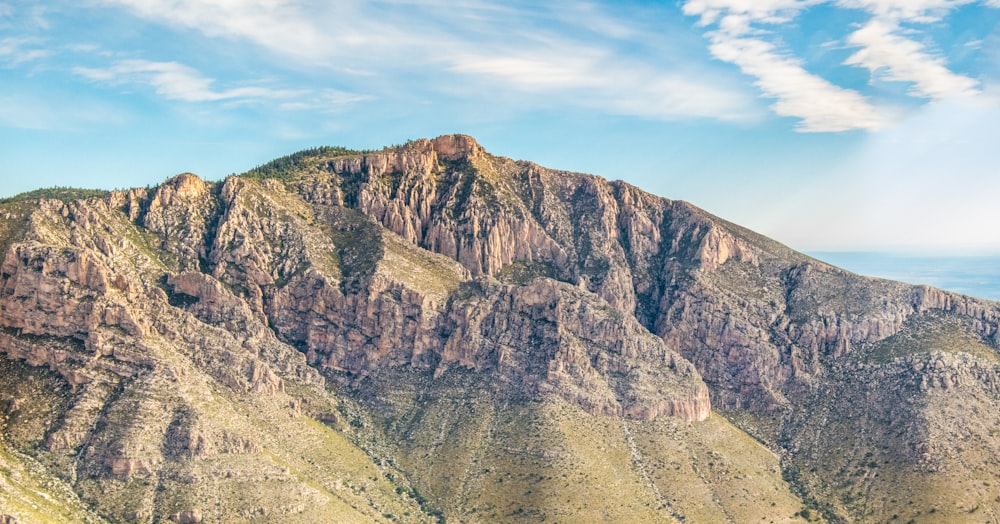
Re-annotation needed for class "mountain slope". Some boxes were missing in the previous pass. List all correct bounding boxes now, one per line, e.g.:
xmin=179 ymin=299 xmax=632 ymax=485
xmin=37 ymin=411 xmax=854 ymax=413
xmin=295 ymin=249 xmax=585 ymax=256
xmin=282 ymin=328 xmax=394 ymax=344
xmin=1 ymin=134 xmax=998 ymax=522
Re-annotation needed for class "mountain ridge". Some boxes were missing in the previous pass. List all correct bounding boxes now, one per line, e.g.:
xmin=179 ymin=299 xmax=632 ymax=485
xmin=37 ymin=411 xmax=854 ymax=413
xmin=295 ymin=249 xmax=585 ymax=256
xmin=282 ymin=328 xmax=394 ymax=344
xmin=1 ymin=134 xmax=999 ymax=522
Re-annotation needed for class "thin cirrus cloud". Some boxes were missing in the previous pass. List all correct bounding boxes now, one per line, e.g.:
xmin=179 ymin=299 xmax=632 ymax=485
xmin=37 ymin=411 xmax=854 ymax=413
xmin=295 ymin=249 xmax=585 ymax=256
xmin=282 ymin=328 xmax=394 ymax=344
xmin=73 ymin=59 xmax=371 ymax=110
xmin=0 ymin=36 xmax=50 ymax=66
xmin=74 ymin=59 xmax=301 ymax=103
xmin=448 ymin=49 xmax=757 ymax=122
xmin=98 ymin=0 xmax=475 ymax=66
xmin=95 ymin=0 xmax=758 ymax=124
xmin=449 ymin=54 xmax=605 ymax=91
xmin=17 ymin=0 xmax=995 ymax=133
xmin=682 ymin=0 xmax=993 ymax=131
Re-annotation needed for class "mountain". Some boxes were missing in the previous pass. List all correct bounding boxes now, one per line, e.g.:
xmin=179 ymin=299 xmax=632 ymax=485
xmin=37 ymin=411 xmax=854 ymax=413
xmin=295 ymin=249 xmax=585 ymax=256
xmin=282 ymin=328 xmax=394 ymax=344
xmin=1 ymin=134 xmax=999 ymax=523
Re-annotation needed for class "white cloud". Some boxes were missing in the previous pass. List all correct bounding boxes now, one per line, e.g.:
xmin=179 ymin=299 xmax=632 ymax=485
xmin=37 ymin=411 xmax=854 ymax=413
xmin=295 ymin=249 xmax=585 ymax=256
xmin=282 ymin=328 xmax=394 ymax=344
xmin=684 ymin=0 xmax=885 ymax=131
xmin=0 ymin=36 xmax=49 ymax=66
xmin=78 ymin=0 xmax=1000 ymax=132
xmin=836 ymin=1 xmax=982 ymax=101
xmin=95 ymin=0 xmax=758 ymax=124
xmin=682 ymin=0 xmax=1000 ymax=132
xmin=451 ymin=55 xmax=601 ymax=90
xmin=835 ymin=0 xmax=977 ymax=22
xmin=74 ymin=59 xmax=373 ymax=112
xmin=682 ymin=0 xmax=822 ymax=26
xmin=0 ymin=3 xmax=50 ymax=31
xmin=845 ymin=19 xmax=979 ymax=99
xmin=449 ymin=45 xmax=758 ymax=122
xmin=74 ymin=59 xmax=307 ymax=102
xmin=599 ymin=67 xmax=760 ymax=122
xmin=97 ymin=0 xmax=437 ymax=65
xmin=709 ymin=32 xmax=886 ymax=130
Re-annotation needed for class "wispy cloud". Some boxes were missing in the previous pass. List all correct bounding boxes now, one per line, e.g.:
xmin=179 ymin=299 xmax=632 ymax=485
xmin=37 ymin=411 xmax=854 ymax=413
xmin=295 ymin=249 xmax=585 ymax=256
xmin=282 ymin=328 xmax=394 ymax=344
xmin=74 ymin=59 xmax=371 ymax=110
xmin=683 ymin=0 xmax=823 ymax=26
xmin=835 ymin=0 xmax=978 ymax=22
xmin=276 ymin=89 xmax=376 ymax=111
xmin=450 ymin=49 xmax=757 ymax=121
xmin=0 ymin=2 xmax=51 ymax=31
xmin=0 ymin=36 xmax=50 ymax=66
xmin=96 ymin=0 xmax=434 ymax=66
xmin=74 ymin=59 xmax=303 ymax=102
xmin=708 ymin=33 xmax=885 ymax=131
xmin=450 ymin=54 xmax=602 ymax=91
xmin=30 ymin=0 xmax=1000 ymax=134
xmin=683 ymin=0 xmax=997 ymax=131
xmin=684 ymin=0 xmax=886 ymax=132
xmin=845 ymin=19 xmax=979 ymax=99
xmin=96 ymin=0 xmax=758 ymax=124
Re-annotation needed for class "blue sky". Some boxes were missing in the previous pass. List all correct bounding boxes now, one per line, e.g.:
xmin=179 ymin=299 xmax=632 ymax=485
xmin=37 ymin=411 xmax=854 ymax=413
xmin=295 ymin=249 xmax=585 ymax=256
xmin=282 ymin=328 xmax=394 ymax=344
xmin=3 ymin=0 xmax=1000 ymax=254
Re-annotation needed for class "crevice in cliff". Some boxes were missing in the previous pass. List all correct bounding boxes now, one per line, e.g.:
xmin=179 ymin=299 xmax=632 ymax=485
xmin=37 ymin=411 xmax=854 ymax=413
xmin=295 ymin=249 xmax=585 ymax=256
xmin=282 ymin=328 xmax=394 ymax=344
xmin=127 ymin=188 xmax=155 ymax=229
xmin=330 ymin=161 xmax=366 ymax=209
xmin=442 ymin=160 xmax=477 ymax=223
xmin=69 ymin=376 xmax=130 ymax=482
xmin=325 ymin=207 xmax=384 ymax=295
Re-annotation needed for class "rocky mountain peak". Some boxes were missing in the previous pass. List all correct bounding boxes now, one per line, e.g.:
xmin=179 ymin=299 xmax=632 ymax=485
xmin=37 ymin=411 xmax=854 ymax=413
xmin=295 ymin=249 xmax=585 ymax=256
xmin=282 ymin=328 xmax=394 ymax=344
xmin=146 ymin=172 xmax=210 ymax=216
xmin=162 ymin=172 xmax=208 ymax=199
xmin=3 ymin=136 xmax=1000 ymax=523
xmin=428 ymin=133 xmax=484 ymax=161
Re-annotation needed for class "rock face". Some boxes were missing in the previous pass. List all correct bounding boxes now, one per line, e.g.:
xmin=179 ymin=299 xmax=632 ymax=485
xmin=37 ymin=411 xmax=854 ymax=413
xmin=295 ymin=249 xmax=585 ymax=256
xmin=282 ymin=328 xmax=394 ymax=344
xmin=277 ymin=136 xmax=1000 ymax=417
xmin=2 ymin=135 xmax=1000 ymax=523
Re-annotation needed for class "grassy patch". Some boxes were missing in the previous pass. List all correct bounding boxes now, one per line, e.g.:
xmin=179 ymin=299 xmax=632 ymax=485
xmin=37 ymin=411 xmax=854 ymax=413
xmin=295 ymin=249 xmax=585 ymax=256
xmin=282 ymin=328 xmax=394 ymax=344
xmin=866 ymin=310 xmax=999 ymax=364
xmin=495 ymin=261 xmax=556 ymax=286
xmin=125 ymin=222 xmax=177 ymax=272
xmin=0 ymin=440 xmax=109 ymax=523
xmin=348 ymin=367 xmax=804 ymax=523
xmin=377 ymin=231 xmax=466 ymax=301
xmin=632 ymin=413 xmax=810 ymax=523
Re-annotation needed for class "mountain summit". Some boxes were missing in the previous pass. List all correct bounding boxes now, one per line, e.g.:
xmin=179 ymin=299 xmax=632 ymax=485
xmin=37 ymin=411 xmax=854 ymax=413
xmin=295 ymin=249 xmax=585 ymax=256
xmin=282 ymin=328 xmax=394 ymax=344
xmin=2 ymin=135 xmax=1000 ymax=522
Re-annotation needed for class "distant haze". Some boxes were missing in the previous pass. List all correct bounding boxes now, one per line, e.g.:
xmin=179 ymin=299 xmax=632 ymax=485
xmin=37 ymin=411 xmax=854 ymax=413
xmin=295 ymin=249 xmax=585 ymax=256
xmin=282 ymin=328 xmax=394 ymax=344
xmin=809 ymin=252 xmax=1000 ymax=302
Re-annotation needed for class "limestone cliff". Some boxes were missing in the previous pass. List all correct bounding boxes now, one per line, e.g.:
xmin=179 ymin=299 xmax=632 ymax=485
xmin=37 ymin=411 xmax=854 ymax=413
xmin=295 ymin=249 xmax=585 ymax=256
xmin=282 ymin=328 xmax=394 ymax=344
xmin=2 ymin=135 xmax=1000 ymax=523
xmin=277 ymin=136 xmax=1000 ymax=418
xmin=0 ymin=136 xmax=721 ymax=522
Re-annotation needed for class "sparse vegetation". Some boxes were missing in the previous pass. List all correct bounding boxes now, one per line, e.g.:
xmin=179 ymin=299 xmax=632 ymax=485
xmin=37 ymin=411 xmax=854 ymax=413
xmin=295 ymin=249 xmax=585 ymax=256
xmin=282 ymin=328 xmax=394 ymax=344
xmin=866 ymin=310 xmax=999 ymax=364
xmin=242 ymin=146 xmax=364 ymax=182
xmin=5 ymin=139 xmax=1000 ymax=524
xmin=496 ymin=261 xmax=557 ymax=285
xmin=0 ymin=186 xmax=110 ymax=204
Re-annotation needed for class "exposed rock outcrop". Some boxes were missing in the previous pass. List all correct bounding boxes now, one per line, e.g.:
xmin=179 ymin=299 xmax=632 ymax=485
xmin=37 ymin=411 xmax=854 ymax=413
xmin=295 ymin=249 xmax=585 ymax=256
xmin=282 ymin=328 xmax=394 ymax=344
xmin=275 ymin=136 xmax=1000 ymax=416
xmin=3 ymin=135 xmax=1000 ymax=523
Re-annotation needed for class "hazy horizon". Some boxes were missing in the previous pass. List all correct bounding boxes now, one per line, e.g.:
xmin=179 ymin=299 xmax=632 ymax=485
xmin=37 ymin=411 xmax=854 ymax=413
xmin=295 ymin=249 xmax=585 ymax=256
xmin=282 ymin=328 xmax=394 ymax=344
xmin=809 ymin=251 xmax=1000 ymax=302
